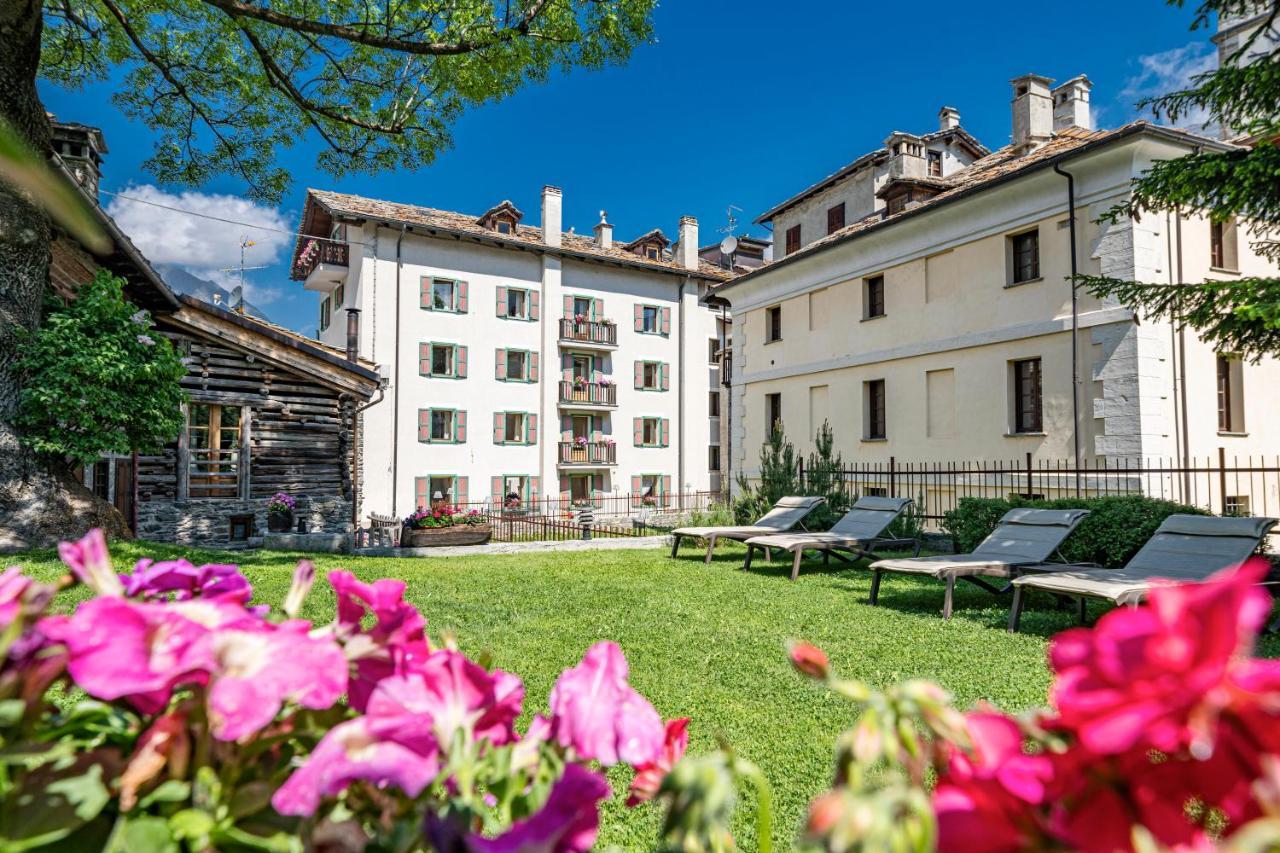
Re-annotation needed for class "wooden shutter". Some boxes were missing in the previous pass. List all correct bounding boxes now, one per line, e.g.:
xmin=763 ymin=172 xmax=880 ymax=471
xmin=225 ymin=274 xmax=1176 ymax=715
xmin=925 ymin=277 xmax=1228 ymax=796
xmin=454 ymin=410 xmax=467 ymax=443
xmin=632 ymin=475 xmax=643 ymax=493
xmin=493 ymin=412 xmax=504 ymax=443
xmin=419 ymin=277 xmax=431 ymax=309
xmin=660 ymin=418 xmax=670 ymax=447
xmin=662 ymin=475 xmax=672 ymax=502
xmin=592 ymin=473 xmax=604 ymax=506
xmin=529 ymin=352 xmax=539 ymax=382
xmin=495 ymin=349 xmax=507 ymax=380
xmin=526 ymin=413 xmax=538 ymax=445
xmin=456 ymin=346 xmax=468 ymax=378
xmin=530 ymin=291 xmax=540 ymax=320
xmin=559 ymin=475 xmax=570 ymax=501
xmin=563 ymin=295 xmax=574 ymax=316
xmin=592 ymin=298 xmax=603 ymax=320
xmin=496 ymin=286 xmax=507 ymax=317
xmin=561 ymin=352 xmax=572 ymax=382
xmin=491 ymin=476 xmax=504 ymax=504
xmin=634 ymin=304 xmax=644 ymax=331
xmin=415 ymin=477 xmax=429 ymax=509
xmin=660 ymin=307 xmax=671 ymax=336
xmin=455 ymin=476 xmax=468 ymax=505
xmin=660 ymin=363 xmax=670 ymax=391
xmin=634 ymin=361 xmax=644 ymax=389
xmin=418 ymin=410 xmax=430 ymax=442
xmin=456 ymin=282 xmax=469 ymax=312
xmin=419 ymin=342 xmax=431 ymax=376
xmin=529 ymin=475 xmax=541 ymax=501
xmin=560 ymin=415 xmax=571 ymax=441
xmin=591 ymin=416 xmax=602 ymax=441
xmin=592 ymin=355 xmax=602 ymax=381
xmin=633 ymin=417 xmax=643 ymax=446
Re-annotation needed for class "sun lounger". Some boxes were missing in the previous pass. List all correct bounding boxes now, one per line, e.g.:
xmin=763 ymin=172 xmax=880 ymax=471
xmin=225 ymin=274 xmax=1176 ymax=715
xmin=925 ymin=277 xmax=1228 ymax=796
xmin=868 ymin=508 xmax=1091 ymax=619
xmin=1007 ymin=513 xmax=1277 ymax=631
xmin=670 ymin=496 xmax=826 ymax=563
xmin=741 ymin=497 xmax=917 ymax=581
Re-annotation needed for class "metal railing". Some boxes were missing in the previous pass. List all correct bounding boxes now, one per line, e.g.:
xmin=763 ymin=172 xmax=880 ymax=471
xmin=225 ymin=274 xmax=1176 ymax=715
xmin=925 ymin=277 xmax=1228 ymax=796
xmin=796 ymin=449 xmax=1280 ymax=530
xmin=295 ymin=240 xmax=349 ymax=279
xmin=558 ymin=381 xmax=617 ymax=406
xmin=558 ymin=441 xmax=617 ymax=465
xmin=558 ymin=318 xmax=617 ymax=346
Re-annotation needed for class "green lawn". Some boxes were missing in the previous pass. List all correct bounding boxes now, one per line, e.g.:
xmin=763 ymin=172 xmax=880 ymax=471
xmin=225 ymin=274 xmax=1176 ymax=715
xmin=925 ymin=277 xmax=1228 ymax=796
xmin=10 ymin=541 xmax=1278 ymax=849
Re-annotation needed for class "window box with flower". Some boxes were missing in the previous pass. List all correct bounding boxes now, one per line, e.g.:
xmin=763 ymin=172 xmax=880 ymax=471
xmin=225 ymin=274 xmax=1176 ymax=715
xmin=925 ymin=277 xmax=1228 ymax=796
xmin=401 ymin=505 xmax=492 ymax=547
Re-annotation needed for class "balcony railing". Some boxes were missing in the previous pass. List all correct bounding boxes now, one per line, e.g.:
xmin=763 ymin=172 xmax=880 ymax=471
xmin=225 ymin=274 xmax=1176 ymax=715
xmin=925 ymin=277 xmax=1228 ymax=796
xmin=559 ymin=318 xmax=617 ymax=347
xmin=558 ymin=381 xmax=617 ymax=407
xmin=295 ymin=239 xmax=349 ymax=280
xmin=558 ymin=441 xmax=617 ymax=465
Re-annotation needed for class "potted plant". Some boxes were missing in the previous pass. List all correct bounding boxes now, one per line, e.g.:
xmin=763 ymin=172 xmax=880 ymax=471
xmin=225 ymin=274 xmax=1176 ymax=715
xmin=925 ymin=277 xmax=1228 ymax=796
xmin=402 ymin=505 xmax=492 ymax=547
xmin=266 ymin=492 xmax=297 ymax=532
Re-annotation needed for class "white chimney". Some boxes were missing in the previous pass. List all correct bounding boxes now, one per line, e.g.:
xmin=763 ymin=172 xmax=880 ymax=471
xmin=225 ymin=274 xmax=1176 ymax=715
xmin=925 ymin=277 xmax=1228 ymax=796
xmin=1052 ymin=75 xmax=1093 ymax=131
xmin=541 ymin=185 xmax=562 ymax=247
xmin=593 ymin=210 xmax=613 ymax=250
xmin=884 ymin=132 xmax=927 ymax=179
xmin=938 ymin=106 xmax=961 ymax=131
xmin=1010 ymin=74 xmax=1055 ymax=152
xmin=677 ymin=216 xmax=699 ymax=270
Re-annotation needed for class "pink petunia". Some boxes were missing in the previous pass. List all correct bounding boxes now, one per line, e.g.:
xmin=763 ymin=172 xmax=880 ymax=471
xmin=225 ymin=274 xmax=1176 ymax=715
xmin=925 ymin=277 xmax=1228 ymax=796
xmin=58 ymin=528 xmax=123 ymax=597
xmin=468 ymin=764 xmax=611 ymax=853
xmin=627 ymin=717 xmax=690 ymax=806
xmin=548 ymin=641 xmax=664 ymax=767
xmin=123 ymin=558 xmax=253 ymax=605
xmin=329 ymin=570 xmax=431 ymax=710
xmin=0 ymin=566 xmax=36 ymax=628
xmin=205 ymin=621 xmax=348 ymax=741
xmin=271 ymin=717 xmax=440 ymax=816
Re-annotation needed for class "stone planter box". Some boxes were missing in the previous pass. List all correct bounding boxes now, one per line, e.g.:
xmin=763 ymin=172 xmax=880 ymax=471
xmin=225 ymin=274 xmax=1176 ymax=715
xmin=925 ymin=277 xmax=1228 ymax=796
xmin=267 ymin=510 xmax=294 ymax=533
xmin=402 ymin=524 xmax=492 ymax=548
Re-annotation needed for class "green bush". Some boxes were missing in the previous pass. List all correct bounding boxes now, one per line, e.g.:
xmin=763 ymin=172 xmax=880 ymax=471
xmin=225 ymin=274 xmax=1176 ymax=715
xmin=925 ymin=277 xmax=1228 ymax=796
xmin=941 ymin=494 xmax=1211 ymax=568
xmin=732 ymin=423 xmax=800 ymax=524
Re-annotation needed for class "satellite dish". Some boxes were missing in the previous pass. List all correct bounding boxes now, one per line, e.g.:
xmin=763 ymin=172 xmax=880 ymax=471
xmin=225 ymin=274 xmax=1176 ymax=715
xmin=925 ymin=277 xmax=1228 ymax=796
xmin=719 ymin=235 xmax=739 ymax=256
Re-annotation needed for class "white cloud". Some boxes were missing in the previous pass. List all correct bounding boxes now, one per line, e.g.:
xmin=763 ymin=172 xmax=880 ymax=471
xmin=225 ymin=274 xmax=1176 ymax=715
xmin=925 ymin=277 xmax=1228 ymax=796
xmin=106 ymin=184 xmax=294 ymax=304
xmin=1122 ymin=42 xmax=1218 ymax=132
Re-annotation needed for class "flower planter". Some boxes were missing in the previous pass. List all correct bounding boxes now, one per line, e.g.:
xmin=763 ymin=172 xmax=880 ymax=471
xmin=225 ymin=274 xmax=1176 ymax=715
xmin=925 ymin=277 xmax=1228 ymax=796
xmin=402 ymin=524 xmax=492 ymax=548
xmin=267 ymin=509 xmax=294 ymax=533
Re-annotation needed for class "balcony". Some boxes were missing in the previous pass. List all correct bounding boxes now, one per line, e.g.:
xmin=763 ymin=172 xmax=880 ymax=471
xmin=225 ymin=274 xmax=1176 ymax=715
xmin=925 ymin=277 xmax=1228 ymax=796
xmin=559 ymin=318 xmax=617 ymax=349
xmin=299 ymin=240 xmax=350 ymax=292
xmin=558 ymin=441 xmax=617 ymax=467
xmin=558 ymin=380 xmax=617 ymax=409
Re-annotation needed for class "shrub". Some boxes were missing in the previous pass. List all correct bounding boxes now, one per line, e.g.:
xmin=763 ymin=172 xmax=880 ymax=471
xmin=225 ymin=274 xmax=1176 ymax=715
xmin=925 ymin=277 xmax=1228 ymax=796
xmin=732 ymin=422 xmax=800 ymax=524
xmin=941 ymin=494 xmax=1210 ymax=567
xmin=683 ymin=502 xmax=735 ymax=528
xmin=800 ymin=420 xmax=851 ymax=530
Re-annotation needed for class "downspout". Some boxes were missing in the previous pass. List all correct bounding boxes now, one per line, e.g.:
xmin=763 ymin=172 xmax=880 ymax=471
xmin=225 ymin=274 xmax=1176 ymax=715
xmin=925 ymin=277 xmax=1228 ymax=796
xmin=677 ymin=277 xmax=687 ymax=507
xmin=1054 ymin=163 xmax=1082 ymax=496
xmin=1166 ymin=210 xmax=1183 ymax=499
xmin=1175 ymin=207 xmax=1191 ymax=491
xmin=390 ymin=224 xmax=407 ymax=517
xmin=351 ymin=384 xmax=385 ymax=530
xmin=720 ymin=301 xmax=731 ymax=494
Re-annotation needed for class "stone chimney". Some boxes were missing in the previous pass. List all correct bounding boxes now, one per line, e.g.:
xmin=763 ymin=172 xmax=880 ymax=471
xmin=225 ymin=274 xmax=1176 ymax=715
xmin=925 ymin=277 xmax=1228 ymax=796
xmin=677 ymin=216 xmax=699 ymax=270
xmin=1052 ymin=76 xmax=1093 ymax=131
xmin=50 ymin=121 xmax=108 ymax=201
xmin=938 ymin=106 xmax=961 ymax=131
xmin=1010 ymin=74 xmax=1055 ymax=152
xmin=541 ymin=185 xmax=562 ymax=248
xmin=884 ymin=132 xmax=927 ymax=179
xmin=593 ymin=210 xmax=613 ymax=250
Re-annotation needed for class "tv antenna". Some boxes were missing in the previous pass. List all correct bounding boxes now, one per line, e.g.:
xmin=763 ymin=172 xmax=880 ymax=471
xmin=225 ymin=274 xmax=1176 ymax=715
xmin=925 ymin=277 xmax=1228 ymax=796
xmin=717 ymin=205 xmax=742 ymax=237
xmin=218 ymin=235 xmax=267 ymax=312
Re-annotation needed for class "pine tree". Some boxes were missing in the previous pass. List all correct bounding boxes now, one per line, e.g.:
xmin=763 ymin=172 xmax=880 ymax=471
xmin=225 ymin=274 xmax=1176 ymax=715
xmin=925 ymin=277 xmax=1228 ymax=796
xmin=733 ymin=422 xmax=799 ymax=523
xmin=804 ymin=421 xmax=851 ymax=529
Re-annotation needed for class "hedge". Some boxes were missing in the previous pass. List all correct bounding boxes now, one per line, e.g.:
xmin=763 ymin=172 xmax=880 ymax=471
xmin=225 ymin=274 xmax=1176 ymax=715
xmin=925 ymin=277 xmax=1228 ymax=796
xmin=940 ymin=495 xmax=1211 ymax=569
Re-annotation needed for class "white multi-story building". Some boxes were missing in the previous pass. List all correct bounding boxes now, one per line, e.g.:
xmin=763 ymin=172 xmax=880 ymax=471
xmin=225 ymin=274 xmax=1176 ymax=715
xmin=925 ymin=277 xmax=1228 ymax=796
xmin=291 ymin=186 xmax=731 ymax=519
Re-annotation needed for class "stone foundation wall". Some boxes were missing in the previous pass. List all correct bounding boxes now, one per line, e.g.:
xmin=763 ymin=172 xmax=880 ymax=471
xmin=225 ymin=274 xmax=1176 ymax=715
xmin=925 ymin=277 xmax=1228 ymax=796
xmin=136 ymin=495 xmax=352 ymax=548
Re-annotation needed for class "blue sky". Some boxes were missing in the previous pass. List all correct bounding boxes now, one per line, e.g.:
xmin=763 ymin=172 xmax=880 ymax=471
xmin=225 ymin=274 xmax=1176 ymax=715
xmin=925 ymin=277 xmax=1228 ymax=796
xmin=39 ymin=0 xmax=1218 ymax=333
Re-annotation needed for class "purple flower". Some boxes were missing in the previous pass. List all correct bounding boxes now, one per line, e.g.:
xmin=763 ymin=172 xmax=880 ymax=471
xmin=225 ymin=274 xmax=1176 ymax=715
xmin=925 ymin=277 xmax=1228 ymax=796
xmin=548 ymin=642 xmax=664 ymax=767
xmin=136 ymin=334 xmax=155 ymax=346
xmin=58 ymin=529 xmax=123 ymax=597
xmin=267 ymin=492 xmax=297 ymax=513
xmin=468 ymin=764 xmax=611 ymax=853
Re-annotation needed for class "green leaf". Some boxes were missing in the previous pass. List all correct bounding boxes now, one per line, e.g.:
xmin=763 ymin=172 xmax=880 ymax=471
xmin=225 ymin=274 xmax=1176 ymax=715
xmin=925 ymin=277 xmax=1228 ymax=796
xmin=106 ymin=815 xmax=178 ymax=853
xmin=0 ymin=760 xmax=112 ymax=849
xmin=214 ymin=824 xmax=303 ymax=853
xmin=0 ymin=700 xmax=25 ymax=729
xmin=167 ymin=809 xmax=215 ymax=842
xmin=228 ymin=781 xmax=275 ymax=820
xmin=137 ymin=780 xmax=191 ymax=810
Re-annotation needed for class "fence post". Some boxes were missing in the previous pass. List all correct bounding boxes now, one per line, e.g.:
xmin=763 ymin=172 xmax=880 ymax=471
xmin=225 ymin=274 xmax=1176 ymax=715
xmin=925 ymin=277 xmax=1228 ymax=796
xmin=797 ymin=458 xmax=805 ymax=490
xmin=1025 ymin=451 xmax=1033 ymax=498
xmin=1219 ymin=446 xmax=1228 ymax=515
xmin=888 ymin=456 xmax=896 ymax=496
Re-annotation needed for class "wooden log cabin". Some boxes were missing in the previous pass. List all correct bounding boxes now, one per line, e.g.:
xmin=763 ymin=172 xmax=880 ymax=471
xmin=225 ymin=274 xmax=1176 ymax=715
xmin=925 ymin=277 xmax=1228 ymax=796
xmin=48 ymin=120 xmax=381 ymax=547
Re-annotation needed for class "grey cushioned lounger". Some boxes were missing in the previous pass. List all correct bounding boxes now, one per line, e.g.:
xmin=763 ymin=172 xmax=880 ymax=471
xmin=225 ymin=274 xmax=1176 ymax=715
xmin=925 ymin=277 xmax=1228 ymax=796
xmin=742 ymin=497 xmax=917 ymax=580
xmin=670 ymin=496 xmax=826 ymax=563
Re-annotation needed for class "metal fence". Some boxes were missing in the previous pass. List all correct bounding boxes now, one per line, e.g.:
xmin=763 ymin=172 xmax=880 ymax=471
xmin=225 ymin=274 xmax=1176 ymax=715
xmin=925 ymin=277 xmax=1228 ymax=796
xmin=798 ymin=450 xmax=1280 ymax=529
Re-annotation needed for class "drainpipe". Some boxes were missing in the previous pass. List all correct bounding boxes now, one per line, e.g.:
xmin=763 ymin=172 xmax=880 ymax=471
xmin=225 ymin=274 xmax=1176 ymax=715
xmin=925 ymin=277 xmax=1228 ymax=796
xmin=677 ymin=277 xmax=687 ymax=508
xmin=1175 ymin=207 xmax=1191 ymax=491
xmin=1054 ymin=163 xmax=1082 ymax=496
xmin=1166 ymin=211 xmax=1183 ymax=499
xmin=390 ymin=224 xmax=407 ymax=517
xmin=351 ymin=384 xmax=386 ymax=529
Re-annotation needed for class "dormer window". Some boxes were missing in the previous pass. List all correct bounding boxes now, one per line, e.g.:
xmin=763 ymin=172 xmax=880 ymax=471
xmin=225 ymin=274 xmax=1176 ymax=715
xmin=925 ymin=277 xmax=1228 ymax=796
xmin=496 ymin=220 xmax=512 ymax=234
xmin=477 ymin=200 xmax=524 ymax=234
xmin=645 ymin=245 xmax=660 ymax=260
xmin=623 ymin=229 xmax=670 ymax=261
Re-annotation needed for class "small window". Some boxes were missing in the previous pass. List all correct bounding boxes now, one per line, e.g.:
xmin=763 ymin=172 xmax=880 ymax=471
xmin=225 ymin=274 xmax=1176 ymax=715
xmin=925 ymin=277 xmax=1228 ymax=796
xmin=431 ymin=410 xmax=455 ymax=442
xmin=572 ymin=354 xmax=592 ymax=383
xmin=1010 ymin=229 xmax=1040 ymax=284
xmin=765 ymin=392 xmax=782 ymax=436
xmin=431 ymin=345 xmax=454 ymax=377
xmin=496 ymin=220 xmax=512 ymax=235
xmin=785 ymin=224 xmax=801 ymax=255
xmin=709 ymin=391 xmax=721 ymax=417
xmin=865 ymin=486 xmax=888 ymax=498
xmin=570 ymin=475 xmax=591 ymax=504
xmin=228 ymin=514 xmax=254 ymax=541
xmin=642 ymin=305 xmax=660 ymax=334
xmin=644 ymin=244 xmax=660 ymax=260
xmin=571 ymin=415 xmax=592 ymax=440
xmin=1225 ymin=495 xmax=1251 ymax=517
xmin=189 ymin=403 xmax=241 ymax=498
xmin=765 ymin=305 xmax=782 ymax=343
xmin=504 ymin=412 xmax=525 ymax=443
xmin=1012 ymin=358 xmax=1043 ymax=433
xmin=927 ymin=150 xmax=943 ymax=177
xmin=709 ymin=446 xmax=721 ymax=472
xmin=507 ymin=288 xmax=528 ymax=319
xmin=1210 ymin=218 xmax=1239 ymax=271
xmin=425 ymin=476 xmax=454 ymax=506
xmin=641 ymin=417 xmax=660 ymax=446
xmin=506 ymin=350 xmax=528 ymax=381
xmin=1217 ymin=354 xmax=1245 ymax=432
xmin=319 ymin=297 xmax=331 ymax=331
xmin=865 ymin=380 xmax=886 ymax=440
xmin=642 ymin=362 xmax=660 ymax=390
xmin=826 ymin=203 xmax=846 ymax=235
xmin=864 ymin=275 xmax=885 ymax=319
xmin=432 ymin=278 xmax=456 ymax=311
xmin=708 ymin=337 xmax=720 ymax=364
xmin=333 ymin=283 xmax=345 ymax=309
xmin=573 ymin=296 xmax=593 ymax=319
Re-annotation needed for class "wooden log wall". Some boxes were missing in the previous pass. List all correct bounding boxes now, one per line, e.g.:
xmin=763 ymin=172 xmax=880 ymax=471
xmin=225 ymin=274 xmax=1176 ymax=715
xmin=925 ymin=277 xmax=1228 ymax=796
xmin=137 ymin=327 xmax=355 ymax=506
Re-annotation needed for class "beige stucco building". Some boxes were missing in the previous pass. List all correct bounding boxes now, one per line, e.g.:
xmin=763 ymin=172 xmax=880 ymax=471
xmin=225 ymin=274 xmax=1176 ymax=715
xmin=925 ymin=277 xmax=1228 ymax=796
xmin=720 ymin=74 xmax=1280 ymax=517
